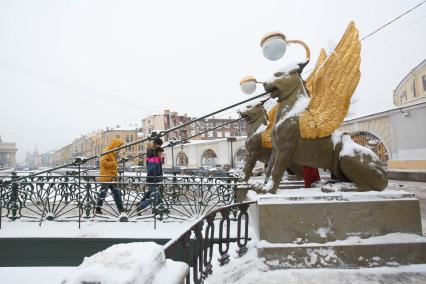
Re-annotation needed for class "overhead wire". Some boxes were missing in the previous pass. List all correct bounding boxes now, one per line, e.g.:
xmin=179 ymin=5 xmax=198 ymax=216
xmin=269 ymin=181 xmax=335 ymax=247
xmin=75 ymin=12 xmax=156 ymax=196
xmin=303 ymin=1 xmax=426 ymax=76
xmin=360 ymin=1 xmax=425 ymax=41
xmin=0 ymin=58 xmax=155 ymax=112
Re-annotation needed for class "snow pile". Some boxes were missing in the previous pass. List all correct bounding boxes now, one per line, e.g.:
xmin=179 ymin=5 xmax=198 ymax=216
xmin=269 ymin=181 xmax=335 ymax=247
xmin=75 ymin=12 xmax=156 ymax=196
xmin=254 ymin=123 xmax=267 ymax=136
xmin=207 ymin=262 xmax=426 ymax=284
xmin=206 ymin=242 xmax=269 ymax=284
xmin=266 ymin=60 xmax=308 ymax=83
xmin=238 ymin=104 xmax=254 ymax=114
xmin=304 ymin=248 xmax=339 ymax=267
xmin=276 ymin=94 xmax=310 ymax=127
xmin=247 ymin=187 xmax=415 ymax=204
xmin=205 ymin=241 xmax=426 ymax=283
xmin=62 ymin=242 xmax=188 ymax=284
xmin=314 ymin=226 xmax=332 ymax=239
xmin=342 ymin=233 xmax=426 ymax=245
xmin=263 ymin=179 xmax=274 ymax=191
xmin=331 ymin=131 xmax=343 ymax=148
xmin=0 ymin=220 xmax=195 ymax=239
xmin=339 ymin=134 xmax=379 ymax=160
xmin=263 ymin=98 xmax=278 ymax=111
xmin=256 ymin=233 xmax=426 ymax=248
xmin=321 ymin=182 xmax=358 ymax=192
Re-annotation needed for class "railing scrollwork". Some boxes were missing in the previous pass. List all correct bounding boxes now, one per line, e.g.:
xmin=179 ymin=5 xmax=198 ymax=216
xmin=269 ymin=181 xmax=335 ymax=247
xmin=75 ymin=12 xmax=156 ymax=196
xmin=0 ymin=172 xmax=248 ymax=227
xmin=164 ymin=201 xmax=256 ymax=284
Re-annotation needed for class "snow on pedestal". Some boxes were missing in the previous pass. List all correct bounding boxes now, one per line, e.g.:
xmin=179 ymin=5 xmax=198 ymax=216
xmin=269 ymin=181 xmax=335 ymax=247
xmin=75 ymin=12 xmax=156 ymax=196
xmin=247 ymin=188 xmax=422 ymax=243
xmin=246 ymin=188 xmax=426 ymax=268
xmin=62 ymin=242 xmax=188 ymax=284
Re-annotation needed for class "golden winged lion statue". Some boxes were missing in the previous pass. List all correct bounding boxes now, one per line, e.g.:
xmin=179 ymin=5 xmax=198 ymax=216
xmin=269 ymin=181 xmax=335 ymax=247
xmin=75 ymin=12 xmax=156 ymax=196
xmin=257 ymin=21 xmax=387 ymax=193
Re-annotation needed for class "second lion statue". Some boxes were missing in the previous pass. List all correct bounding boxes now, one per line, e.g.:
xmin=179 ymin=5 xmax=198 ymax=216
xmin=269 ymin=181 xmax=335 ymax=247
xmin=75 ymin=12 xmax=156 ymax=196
xmin=261 ymin=22 xmax=387 ymax=194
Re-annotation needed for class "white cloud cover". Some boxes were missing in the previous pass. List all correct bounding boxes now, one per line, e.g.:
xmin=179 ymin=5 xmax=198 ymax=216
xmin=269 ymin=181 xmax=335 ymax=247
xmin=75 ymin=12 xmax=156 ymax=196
xmin=0 ymin=0 xmax=425 ymax=161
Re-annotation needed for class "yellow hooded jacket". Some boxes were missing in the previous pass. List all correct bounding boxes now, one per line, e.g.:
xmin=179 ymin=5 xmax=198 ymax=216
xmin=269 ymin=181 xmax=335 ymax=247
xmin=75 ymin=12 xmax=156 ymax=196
xmin=98 ymin=138 xmax=123 ymax=182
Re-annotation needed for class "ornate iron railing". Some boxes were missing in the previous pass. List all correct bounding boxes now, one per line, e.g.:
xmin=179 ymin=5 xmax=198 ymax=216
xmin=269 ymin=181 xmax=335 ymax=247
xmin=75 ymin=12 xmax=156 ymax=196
xmin=0 ymin=172 xmax=248 ymax=228
xmin=164 ymin=201 xmax=256 ymax=284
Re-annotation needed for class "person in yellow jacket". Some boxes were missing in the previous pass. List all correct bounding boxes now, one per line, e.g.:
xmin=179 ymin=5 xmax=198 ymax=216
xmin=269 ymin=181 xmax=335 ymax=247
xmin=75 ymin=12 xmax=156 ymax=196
xmin=95 ymin=138 xmax=125 ymax=214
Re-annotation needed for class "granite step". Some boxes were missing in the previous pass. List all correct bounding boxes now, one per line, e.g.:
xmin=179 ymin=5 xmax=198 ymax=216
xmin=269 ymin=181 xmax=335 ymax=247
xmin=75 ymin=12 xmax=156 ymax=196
xmin=258 ymin=234 xmax=426 ymax=268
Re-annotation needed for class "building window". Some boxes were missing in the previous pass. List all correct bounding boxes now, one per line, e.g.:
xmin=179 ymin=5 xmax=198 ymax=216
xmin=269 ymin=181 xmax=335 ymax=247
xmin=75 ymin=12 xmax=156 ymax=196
xmin=423 ymin=75 xmax=426 ymax=92
xmin=412 ymin=80 xmax=417 ymax=98
xmin=126 ymin=135 xmax=129 ymax=142
xmin=401 ymin=90 xmax=407 ymax=102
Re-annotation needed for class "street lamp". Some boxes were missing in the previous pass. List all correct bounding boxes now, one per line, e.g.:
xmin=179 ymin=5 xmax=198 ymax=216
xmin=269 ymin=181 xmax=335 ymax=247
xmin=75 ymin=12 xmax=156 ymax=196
xmin=239 ymin=31 xmax=311 ymax=95
xmin=227 ymin=137 xmax=237 ymax=169
xmin=260 ymin=32 xmax=310 ymax=62
xmin=261 ymin=32 xmax=287 ymax=61
xmin=240 ymin=76 xmax=261 ymax=95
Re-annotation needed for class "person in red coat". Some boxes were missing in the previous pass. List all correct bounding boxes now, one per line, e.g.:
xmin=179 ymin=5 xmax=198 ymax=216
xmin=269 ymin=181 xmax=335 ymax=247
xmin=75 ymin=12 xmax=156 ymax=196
xmin=303 ymin=166 xmax=320 ymax=188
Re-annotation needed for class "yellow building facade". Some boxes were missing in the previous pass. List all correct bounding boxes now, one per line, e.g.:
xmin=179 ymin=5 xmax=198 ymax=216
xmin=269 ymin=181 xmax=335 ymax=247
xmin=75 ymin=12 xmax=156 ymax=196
xmin=50 ymin=127 xmax=142 ymax=167
xmin=393 ymin=59 xmax=426 ymax=107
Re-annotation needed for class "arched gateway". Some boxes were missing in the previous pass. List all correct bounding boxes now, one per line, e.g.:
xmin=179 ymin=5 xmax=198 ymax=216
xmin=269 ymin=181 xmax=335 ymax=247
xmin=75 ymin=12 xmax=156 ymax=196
xmin=201 ymin=149 xmax=217 ymax=166
xmin=176 ymin=151 xmax=189 ymax=167
xmin=350 ymin=131 xmax=389 ymax=163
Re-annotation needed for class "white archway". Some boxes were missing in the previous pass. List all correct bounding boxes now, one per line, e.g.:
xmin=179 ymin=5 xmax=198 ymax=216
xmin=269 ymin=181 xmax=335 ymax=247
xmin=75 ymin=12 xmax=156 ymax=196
xmin=201 ymin=149 xmax=217 ymax=166
xmin=176 ymin=151 xmax=189 ymax=167
xmin=234 ymin=147 xmax=248 ymax=168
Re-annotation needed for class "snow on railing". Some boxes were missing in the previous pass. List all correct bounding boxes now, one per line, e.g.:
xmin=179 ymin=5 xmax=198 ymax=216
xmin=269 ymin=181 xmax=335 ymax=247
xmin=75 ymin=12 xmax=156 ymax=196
xmin=164 ymin=200 xmax=256 ymax=284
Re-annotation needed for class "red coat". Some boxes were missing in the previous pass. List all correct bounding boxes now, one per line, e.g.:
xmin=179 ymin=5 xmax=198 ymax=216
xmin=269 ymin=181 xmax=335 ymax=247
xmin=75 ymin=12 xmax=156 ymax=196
xmin=303 ymin=166 xmax=320 ymax=188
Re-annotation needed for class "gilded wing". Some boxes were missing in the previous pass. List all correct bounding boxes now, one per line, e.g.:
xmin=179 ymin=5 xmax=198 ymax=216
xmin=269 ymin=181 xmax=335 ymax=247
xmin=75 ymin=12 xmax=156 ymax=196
xmin=261 ymin=47 xmax=328 ymax=145
xmin=305 ymin=48 xmax=327 ymax=97
xmin=299 ymin=21 xmax=361 ymax=139
xmin=260 ymin=48 xmax=327 ymax=147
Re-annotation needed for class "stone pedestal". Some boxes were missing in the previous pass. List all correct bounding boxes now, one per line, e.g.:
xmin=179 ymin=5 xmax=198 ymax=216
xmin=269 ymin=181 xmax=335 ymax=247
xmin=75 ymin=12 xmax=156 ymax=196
xmin=247 ymin=188 xmax=426 ymax=268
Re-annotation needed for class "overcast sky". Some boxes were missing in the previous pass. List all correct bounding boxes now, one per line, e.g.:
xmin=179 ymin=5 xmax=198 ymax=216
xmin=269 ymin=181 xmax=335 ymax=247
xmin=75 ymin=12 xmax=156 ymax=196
xmin=1 ymin=0 xmax=425 ymax=162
